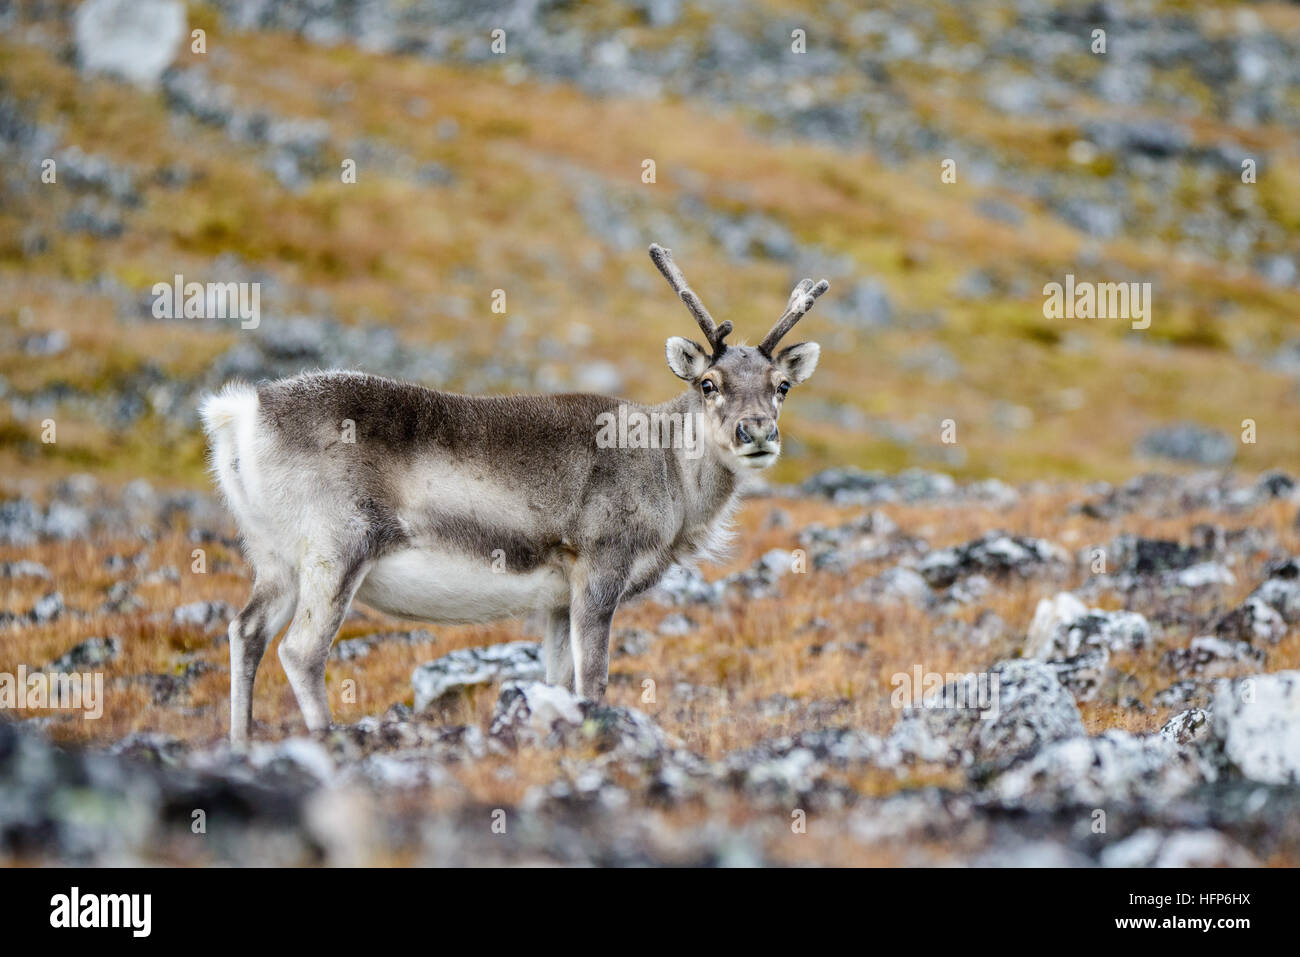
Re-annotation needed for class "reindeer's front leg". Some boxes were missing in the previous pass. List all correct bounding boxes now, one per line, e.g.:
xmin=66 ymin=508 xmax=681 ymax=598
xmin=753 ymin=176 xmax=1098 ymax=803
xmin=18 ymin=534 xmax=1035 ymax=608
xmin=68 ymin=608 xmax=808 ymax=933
xmin=569 ymin=557 xmax=627 ymax=700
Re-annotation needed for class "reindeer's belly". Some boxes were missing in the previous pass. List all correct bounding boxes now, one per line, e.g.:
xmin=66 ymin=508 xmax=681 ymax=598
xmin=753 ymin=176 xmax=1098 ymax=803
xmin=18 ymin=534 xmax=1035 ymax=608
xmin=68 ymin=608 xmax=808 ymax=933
xmin=355 ymin=549 xmax=570 ymax=624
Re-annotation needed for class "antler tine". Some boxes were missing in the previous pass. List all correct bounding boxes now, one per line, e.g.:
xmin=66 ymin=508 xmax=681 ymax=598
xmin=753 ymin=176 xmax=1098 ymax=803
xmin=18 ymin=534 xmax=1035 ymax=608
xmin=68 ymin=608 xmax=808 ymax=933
xmin=759 ymin=277 xmax=830 ymax=355
xmin=649 ymin=243 xmax=730 ymax=356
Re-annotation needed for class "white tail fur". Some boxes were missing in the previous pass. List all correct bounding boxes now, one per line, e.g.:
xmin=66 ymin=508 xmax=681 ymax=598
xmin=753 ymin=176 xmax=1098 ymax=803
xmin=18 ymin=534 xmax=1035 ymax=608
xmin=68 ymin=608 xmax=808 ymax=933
xmin=198 ymin=383 xmax=261 ymax=527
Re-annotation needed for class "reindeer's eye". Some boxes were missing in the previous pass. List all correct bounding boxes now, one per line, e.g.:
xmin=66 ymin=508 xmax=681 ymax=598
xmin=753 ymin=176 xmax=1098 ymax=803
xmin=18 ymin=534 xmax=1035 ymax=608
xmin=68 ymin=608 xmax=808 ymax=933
xmin=701 ymin=380 xmax=717 ymax=396
xmin=777 ymin=381 xmax=791 ymax=397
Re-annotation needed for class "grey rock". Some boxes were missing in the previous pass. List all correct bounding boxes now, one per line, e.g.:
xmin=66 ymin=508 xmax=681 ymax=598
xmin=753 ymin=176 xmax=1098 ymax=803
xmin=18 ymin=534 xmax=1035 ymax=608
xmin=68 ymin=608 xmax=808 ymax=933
xmin=489 ymin=681 xmax=668 ymax=762
xmin=1170 ymin=561 xmax=1235 ymax=589
xmin=917 ymin=532 xmax=1070 ymax=589
xmin=172 ymin=600 xmax=234 ymax=632
xmin=832 ymin=278 xmax=894 ymax=328
xmin=801 ymin=467 xmax=957 ymax=505
xmin=46 ymin=635 xmax=121 ymax=671
xmin=1162 ymin=636 xmax=1265 ymax=677
xmin=1207 ymin=671 xmax=1300 ymax=784
xmin=719 ymin=727 xmax=882 ymax=810
xmin=0 ymin=561 xmax=51 ymax=581
xmin=411 ymin=640 xmax=543 ymax=712
xmin=853 ymin=565 xmax=933 ymax=607
xmin=1100 ymin=828 xmax=1256 ymax=868
xmin=992 ymin=730 xmax=1203 ymax=808
xmin=330 ymin=628 xmax=436 ymax=661
xmin=1160 ymin=708 xmax=1210 ymax=746
xmin=646 ymin=564 xmax=721 ymax=606
xmin=656 ymin=613 xmax=694 ymax=636
xmin=0 ymin=499 xmax=43 ymax=545
xmin=1108 ymin=534 xmax=1207 ymax=575
xmin=1047 ymin=648 xmax=1110 ymax=703
xmin=1135 ymin=424 xmax=1234 ymax=466
xmin=1214 ymin=596 xmax=1286 ymax=646
xmin=42 ymin=502 xmax=90 ymax=540
xmin=886 ymin=659 xmax=1086 ymax=775
xmin=29 ymin=591 xmax=64 ymax=624
xmin=74 ymin=0 xmax=186 ymax=89
xmin=20 ymin=330 xmax=70 ymax=357
xmin=1250 ymin=558 xmax=1300 ymax=623
xmin=1025 ymin=592 xmax=1150 ymax=659
xmin=1153 ymin=679 xmax=1214 ymax=710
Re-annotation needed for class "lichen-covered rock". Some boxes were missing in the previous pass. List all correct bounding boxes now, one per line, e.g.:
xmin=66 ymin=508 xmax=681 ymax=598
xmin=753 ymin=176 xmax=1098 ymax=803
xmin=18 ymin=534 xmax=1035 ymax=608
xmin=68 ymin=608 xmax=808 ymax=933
xmin=723 ymin=548 xmax=796 ymax=597
xmin=1099 ymin=828 xmax=1256 ymax=867
xmin=1160 ymin=708 xmax=1210 ymax=746
xmin=991 ymin=731 xmax=1203 ymax=807
xmin=1169 ymin=562 xmax=1235 ymax=589
xmin=1047 ymin=648 xmax=1110 ymax=702
xmin=330 ymin=628 xmax=436 ymax=661
xmin=1162 ymin=636 xmax=1266 ymax=677
xmin=0 ymin=561 xmax=52 ymax=581
xmin=646 ymin=563 xmax=721 ymax=605
xmin=799 ymin=509 xmax=907 ymax=570
xmin=1153 ymin=679 xmax=1214 ymax=710
xmin=45 ymin=635 xmax=121 ymax=671
xmin=411 ymin=640 xmax=542 ymax=712
xmin=172 ymin=600 xmax=235 ymax=632
xmin=488 ymin=681 xmax=668 ymax=761
xmin=1250 ymin=558 xmax=1300 ymax=624
xmin=1025 ymin=592 xmax=1150 ymax=659
xmin=29 ymin=592 xmax=64 ymax=624
xmin=1107 ymin=534 xmax=1207 ymax=576
xmin=801 ymin=467 xmax=957 ymax=505
xmin=1134 ymin=424 xmax=1234 ymax=466
xmin=851 ymin=565 xmax=932 ymax=607
xmin=886 ymin=659 xmax=1086 ymax=774
xmin=0 ymin=721 xmax=159 ymax=863
xmin=917 ymin=532 xmax=1070 ymax=589
xmin=1214 ymin=595 xmax=1287 ymax=645
xmin=1207 ymin=671 xmax=1300 ymax=784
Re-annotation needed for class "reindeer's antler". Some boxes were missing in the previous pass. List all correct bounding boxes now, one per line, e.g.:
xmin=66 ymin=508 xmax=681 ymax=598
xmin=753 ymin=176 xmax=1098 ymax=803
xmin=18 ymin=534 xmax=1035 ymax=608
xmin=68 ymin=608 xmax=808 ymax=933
xmin=758 ymin=277 xmax=830 ymax=356
xmin=648 ymin=243 xmax=732 ymax=358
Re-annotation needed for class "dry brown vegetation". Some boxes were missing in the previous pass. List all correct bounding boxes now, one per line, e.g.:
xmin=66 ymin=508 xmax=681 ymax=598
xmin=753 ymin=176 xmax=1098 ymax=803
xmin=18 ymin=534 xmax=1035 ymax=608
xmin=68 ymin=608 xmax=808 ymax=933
xmin=5 ymin=485 xmax=1297 ymax=805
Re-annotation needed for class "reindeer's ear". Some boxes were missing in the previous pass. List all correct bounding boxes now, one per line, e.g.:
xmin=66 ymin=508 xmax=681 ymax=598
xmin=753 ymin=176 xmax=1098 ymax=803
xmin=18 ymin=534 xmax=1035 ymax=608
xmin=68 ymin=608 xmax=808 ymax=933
xmin=666 ymin=337 xmax=710 ymax=381
xmin=774 ymin=341 xmax=820 ymax=385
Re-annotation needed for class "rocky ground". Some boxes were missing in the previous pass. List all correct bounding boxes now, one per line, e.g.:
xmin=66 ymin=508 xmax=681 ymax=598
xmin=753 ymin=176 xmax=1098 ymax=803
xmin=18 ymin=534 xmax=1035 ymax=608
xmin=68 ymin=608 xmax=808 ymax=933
xmin=3 ymin=467 xmax=1299 ymax=865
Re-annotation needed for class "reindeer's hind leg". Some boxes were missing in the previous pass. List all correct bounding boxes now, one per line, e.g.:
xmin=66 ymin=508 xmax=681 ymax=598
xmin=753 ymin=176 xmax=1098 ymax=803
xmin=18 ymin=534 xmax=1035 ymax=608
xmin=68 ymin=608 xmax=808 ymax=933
xmin=277 ymin=547 xmax=370 ymax=732
xmin=228 ymin=564 xmax=297 ymax=746
xmin=544 ymin=607 xmax=574 ymax=691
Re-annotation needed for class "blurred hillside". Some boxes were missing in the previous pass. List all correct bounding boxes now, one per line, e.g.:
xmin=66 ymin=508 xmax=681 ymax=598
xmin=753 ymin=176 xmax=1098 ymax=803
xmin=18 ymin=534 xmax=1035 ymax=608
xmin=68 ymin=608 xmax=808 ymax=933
xmin=3 ymin=1 xmax=1300 ymax=868
xmin=1 ymin=0 xmax=1299 ymax=488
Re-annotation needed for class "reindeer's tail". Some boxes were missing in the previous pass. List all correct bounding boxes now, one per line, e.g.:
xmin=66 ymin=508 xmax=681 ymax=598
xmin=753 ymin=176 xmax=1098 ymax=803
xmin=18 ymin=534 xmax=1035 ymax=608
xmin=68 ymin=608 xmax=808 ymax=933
xmin=199 ymin=383 xmax=261 ymax=525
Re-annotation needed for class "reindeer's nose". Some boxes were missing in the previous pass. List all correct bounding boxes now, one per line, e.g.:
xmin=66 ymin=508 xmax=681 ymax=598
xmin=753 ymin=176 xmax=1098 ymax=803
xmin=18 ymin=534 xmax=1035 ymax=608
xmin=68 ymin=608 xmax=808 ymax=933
xmin=736 ymin=417 xmax=779 ymax=447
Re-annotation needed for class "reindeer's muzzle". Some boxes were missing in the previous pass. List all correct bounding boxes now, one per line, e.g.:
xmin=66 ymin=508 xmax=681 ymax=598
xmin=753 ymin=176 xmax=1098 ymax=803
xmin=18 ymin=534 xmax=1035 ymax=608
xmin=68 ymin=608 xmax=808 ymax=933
xmin=735 ymin=416 xmax=780 ymax=467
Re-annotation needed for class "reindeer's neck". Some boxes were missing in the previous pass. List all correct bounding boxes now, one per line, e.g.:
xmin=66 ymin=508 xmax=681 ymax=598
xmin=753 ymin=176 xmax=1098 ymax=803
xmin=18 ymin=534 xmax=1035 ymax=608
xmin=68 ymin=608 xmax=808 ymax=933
xmin=651 ymin=391 xmax=739 ymax=559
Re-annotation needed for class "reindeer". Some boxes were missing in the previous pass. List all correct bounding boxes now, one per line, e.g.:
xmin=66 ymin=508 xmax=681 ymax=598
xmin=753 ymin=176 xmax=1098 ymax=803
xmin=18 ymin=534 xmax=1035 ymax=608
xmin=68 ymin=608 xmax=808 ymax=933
xmin=200 ymin=244 xmax=829 ymax=744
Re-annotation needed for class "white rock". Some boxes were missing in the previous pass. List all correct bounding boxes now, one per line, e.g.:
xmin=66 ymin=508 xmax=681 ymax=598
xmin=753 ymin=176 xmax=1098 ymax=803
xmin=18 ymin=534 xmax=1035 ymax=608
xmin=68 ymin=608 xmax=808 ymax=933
xmin=1171 ymin=562 xmax=1235 ymax=589
xmin=75 ymin=0 xmax=186 ymax=90
xmin=411 ymin=640 xmax=543 ymax=712
xmin=1210 ymin=671 xmax=1300 ymax=784
xmin=1025 ymin=592 xmax=1149 ymax=660
xmin=490 ymin=680 xmax=586 ymax=744
xmin=1100 ymin=828 xmax=1257 ymax=867
xmin=1025 ymin=592 xmax=1088 ymax=659
xmin=992 ymin=730 xmax=1202 ymax=806
xmin=1159 ymin=708 xmax=1210 ymax=746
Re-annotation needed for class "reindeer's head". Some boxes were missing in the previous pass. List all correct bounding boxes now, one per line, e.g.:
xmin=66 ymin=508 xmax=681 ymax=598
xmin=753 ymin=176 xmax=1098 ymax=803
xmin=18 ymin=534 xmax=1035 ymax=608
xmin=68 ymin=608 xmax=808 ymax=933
xmin=649 ymin=243 xmax=827 ymax=471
